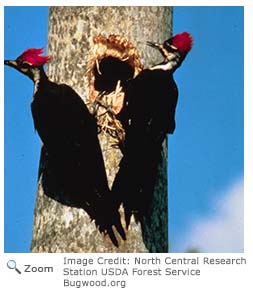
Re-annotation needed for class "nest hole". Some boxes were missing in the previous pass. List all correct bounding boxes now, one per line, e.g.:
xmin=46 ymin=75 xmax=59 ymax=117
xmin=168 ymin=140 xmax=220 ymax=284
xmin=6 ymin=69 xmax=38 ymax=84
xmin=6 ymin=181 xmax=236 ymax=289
xmin=93 ymin=56 xmax=135 ymax=93
xmin=87 ymin=34 xmax=143 ymax=143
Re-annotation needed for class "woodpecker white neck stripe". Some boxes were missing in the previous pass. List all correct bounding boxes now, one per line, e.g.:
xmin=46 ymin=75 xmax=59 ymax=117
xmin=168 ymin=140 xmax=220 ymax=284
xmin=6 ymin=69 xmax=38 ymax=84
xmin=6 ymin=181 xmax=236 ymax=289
xmin=150 ymin=61 xmax=177 ymax=71
xmin=33 ymin=69 xmax=41 ymax=95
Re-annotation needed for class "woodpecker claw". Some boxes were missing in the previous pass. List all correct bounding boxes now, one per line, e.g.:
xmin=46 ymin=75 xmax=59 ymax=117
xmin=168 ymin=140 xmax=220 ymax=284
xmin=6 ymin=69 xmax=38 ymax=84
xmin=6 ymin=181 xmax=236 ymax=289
xmin=92 ymin=91 xmax=117 ymax=117
xmin=92 ymin=91 xmax=107 ymax=114
xmin=97 ymin=105 xmax=115 ymax=117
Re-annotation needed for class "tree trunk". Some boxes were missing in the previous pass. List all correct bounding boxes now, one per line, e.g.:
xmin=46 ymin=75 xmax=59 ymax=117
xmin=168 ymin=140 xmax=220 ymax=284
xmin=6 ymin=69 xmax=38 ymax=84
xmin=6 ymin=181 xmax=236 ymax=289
xmin=31 ymin=6 xmax=172 ymax=253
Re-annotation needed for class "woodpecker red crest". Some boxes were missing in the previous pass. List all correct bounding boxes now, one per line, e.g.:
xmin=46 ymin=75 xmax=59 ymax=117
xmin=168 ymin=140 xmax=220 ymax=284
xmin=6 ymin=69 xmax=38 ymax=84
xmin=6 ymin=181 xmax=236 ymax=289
xmin=171 ymin=32 xmax=193 ymax=54
xmin=18 ymin=48 xmax=50 ymax=66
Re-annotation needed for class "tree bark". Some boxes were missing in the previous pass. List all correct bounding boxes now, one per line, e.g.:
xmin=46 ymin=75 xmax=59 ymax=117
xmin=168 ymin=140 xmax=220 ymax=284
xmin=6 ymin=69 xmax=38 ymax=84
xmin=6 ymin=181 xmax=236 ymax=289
xmin=31 ymin=6 xmax=172 ymax=253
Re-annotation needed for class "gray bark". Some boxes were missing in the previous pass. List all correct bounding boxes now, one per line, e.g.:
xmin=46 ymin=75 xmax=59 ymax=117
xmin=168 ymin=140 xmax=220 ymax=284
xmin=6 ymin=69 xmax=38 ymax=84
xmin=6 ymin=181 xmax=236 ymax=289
xmin=31 ymin=6 xmax=172 ymax=253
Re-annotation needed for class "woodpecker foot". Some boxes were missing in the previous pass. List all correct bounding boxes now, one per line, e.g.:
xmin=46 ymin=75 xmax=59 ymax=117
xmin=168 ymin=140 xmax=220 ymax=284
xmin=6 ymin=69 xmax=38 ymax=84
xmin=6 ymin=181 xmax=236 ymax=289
xmin=91 ymin=91 xmax=107 ymax=115
xmin=97 ymin=104 xmax=115 ymax=117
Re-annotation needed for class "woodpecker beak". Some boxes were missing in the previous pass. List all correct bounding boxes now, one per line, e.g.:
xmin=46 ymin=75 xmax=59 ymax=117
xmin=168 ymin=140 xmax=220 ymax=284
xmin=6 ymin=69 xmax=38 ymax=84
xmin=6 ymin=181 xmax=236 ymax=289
xmin=4 ymin=60 xmax=18 ymax=69
xmin=147 ymin=41 xmax=176 ymax=60
xmin=146 ymin=41 xmax=161 ymax=50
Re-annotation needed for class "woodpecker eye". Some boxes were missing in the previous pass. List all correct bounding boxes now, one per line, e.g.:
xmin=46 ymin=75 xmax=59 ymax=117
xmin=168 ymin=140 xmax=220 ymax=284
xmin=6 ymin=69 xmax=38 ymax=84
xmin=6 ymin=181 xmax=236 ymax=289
xmin=16 ymin=58 xmax=31 ymax=68
xmin=164 ymin=41 xmax=177 ymax=52
xmin=22 ymin=62 xmax=31 ymax=68
xmin=16 ymin=58 xmax=30 ymax=68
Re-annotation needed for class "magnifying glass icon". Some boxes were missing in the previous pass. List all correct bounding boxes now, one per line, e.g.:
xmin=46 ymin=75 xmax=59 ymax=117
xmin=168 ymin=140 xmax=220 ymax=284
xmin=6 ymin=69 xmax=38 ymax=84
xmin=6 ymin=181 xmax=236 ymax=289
xmin=7 ymin=260 xmax=21 ymax=274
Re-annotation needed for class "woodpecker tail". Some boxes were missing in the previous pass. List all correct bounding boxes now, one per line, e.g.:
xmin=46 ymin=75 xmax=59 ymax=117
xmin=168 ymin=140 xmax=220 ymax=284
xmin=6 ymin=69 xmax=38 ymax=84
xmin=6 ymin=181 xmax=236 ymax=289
xmin=90 ymin=195 xmax=126 ymax=246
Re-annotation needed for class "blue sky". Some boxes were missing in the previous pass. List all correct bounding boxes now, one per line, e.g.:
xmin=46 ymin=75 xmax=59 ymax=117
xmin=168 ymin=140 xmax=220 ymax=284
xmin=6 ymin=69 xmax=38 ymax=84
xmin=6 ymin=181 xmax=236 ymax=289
xmin=171 ymin=6 xmax=243 ymax=252
xmin=4 ymin=6 xmax=244 ymax=253
xmin=4 ymin=7 xmax=49 ymax=252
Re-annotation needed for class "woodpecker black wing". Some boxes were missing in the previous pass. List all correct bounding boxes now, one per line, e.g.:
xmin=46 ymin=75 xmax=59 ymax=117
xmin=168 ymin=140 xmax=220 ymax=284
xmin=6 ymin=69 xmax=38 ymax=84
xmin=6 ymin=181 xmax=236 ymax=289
xmin=31 ymin=82 xmax=125 ymax=245
xmin=113 ymin=69 xmax=178 ymax=227
xmin=125 ymin=69 xmax=178 ymax=137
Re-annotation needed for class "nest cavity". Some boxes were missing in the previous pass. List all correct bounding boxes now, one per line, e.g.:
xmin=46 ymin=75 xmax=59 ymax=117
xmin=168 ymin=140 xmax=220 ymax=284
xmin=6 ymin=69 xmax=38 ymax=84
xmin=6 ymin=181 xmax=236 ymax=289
xmin=87 ymin=34 xmax=143 ymax=143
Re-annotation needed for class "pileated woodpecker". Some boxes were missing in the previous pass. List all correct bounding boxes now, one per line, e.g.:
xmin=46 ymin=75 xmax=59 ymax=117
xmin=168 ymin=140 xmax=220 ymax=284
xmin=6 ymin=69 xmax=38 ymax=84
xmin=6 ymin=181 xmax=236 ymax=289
xmin=4 ymin=48 xmax=125 ymax=246
xmin=112 ymin=32 xmax=193 ymax=226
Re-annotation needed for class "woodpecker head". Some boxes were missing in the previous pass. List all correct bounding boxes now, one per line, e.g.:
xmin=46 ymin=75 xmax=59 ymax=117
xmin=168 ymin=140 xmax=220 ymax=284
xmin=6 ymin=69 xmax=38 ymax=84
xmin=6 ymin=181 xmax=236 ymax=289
xmin=4 ymin=48 xmax=50 ymax=80
xmin=147 ymin=32 xmax=193 ymax=71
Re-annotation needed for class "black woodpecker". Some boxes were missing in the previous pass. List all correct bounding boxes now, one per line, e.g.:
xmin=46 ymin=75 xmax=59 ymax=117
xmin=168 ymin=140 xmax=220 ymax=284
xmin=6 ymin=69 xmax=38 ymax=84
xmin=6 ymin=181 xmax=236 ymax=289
xmin=4 ymin=48 xmax=125 ymax=246
xmin=112 ymin=32 xmax=193 ymax=227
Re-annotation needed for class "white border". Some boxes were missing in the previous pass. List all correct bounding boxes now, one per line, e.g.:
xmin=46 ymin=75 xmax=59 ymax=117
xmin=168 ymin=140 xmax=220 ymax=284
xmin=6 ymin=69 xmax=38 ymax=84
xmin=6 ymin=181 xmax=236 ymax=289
xmin=1 ymin=0 xmax=249 ymax=7
xmin=1 ymin=3 xmax=4 ymax=256
xmin=1 ymin=1 xmax=253 ymax=290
